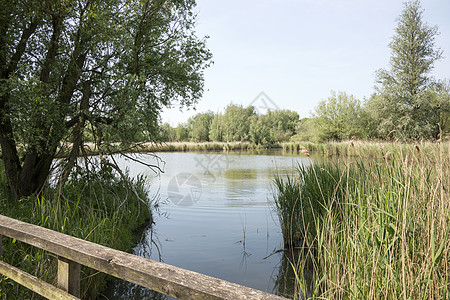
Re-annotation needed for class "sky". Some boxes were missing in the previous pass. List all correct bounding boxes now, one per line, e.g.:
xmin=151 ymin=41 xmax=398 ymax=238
xmin=161 ymin=0 xmax=450 ymax=126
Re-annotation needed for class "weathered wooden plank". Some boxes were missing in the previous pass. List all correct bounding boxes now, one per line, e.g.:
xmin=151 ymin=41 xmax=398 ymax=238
xmin=0 ymin=215 xmax=286 ymax=299
xmin=58 ymin=256 xmax=81 ymax=297
xmin=0 ymin=261 xmax=80 ymax=300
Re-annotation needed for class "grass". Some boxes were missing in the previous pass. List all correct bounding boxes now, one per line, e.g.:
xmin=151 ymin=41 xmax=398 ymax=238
xmin=60 ymin=141 xmax=281 ymax=155
xmin=281 ymin=140 xmax=449 ymax=161
xmin=138 ymin=141 xmax=281 ymax=152
xmin=0 ymin=163 xmax=153 ymax=300
xmin=273 ymin=161 xmax=355 ymax=249
xmin=273 ymin=141 xmax=450 ymax=299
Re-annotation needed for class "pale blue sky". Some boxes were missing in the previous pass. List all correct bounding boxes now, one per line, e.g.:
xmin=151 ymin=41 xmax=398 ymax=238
xmin=161 ymin=0 xmax=450 ymax=126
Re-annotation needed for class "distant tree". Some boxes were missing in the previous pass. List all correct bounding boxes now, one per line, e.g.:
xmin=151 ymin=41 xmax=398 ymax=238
xmin=290 ymin=118 xmax=321 ymax=143
xmin=431 ymin=81 xmax=450 ymax=137
xmin=175 ymin=123 xmax=189 ymax=142
xmin=159 ymin=123 xmax=176 ymax=142
xmin=187 ymin=111 xmax=214 ymax=142
xmin=265 ymin=110 xmax=299 ymax=142
xmin=313 ymin=91 xmax=367 ymax=141
xmin=209 ymin=113 xmax=224 ymax=142
xmin=0 ymin=0 xmax=211 ymax=199
xmin=373 ymin=0 xmax=443 ymax=139
xmin=249 ymin=115 xmax=272 ymax=144
xmin=223 ymin=104 xmax=255 ymax=142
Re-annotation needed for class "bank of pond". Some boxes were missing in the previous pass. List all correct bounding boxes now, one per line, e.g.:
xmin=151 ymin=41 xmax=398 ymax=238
xmin=0 ymin=141 xmax=448 ymax=299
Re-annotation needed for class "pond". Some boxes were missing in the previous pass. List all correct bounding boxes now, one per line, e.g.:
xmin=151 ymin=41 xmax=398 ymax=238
xmin=101 ymin=150 xmax=311 ymax=299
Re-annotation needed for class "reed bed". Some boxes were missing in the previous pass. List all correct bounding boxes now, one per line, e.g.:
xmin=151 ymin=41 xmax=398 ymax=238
xmin=139 ymin=141 xmax=280 ymax=152
xmin=282 ymin=140 xmax=449 ymax=161
xmin=273 ymin=142 xmax=449 ymax=299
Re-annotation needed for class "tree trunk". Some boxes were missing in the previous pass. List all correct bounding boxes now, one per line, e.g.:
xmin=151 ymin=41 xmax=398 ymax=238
xmin=18 ymin=148 xmax=55 ymax=197
xmin=0 ymin=110 xmax=22 ymax=200
xmin=0 ymin=113 xmax=56 ymax=199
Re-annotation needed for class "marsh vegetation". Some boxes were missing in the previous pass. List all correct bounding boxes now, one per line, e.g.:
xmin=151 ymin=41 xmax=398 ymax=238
xmin=272 ymin=141 xmax=449 ymax=299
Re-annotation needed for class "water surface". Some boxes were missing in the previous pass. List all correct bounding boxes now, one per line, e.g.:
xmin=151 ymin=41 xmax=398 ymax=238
xmin=102 ymin=150 xmax=310 ymax=299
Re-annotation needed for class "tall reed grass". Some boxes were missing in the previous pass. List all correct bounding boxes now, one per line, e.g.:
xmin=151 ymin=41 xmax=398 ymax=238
xmin=273 ymin=142 xmax=449 ymax=299
xmin=281 ymin=140 xmax=446 ymax=161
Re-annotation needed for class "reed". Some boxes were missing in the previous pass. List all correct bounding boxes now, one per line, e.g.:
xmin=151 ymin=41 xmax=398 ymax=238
xmin=273 ymin=161 xmax=351 ymax=248
xmin=282 ymin=140 xmax=449 ymax=162
xmin=138 ymin=141 xmax=268 ymax=152
xmin=273 ymin=142 xmax=450 ymax=299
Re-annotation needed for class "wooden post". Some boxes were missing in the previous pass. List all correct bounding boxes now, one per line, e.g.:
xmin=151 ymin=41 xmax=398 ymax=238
xmin=57 ymin=256 xmax=80 ymax=297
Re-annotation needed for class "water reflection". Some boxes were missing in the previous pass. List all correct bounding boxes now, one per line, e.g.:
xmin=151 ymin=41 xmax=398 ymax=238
xmin=272 ymin=249 xmax=315 ymax=299
xmin=224 ymin=169 xmax=257 ymax=180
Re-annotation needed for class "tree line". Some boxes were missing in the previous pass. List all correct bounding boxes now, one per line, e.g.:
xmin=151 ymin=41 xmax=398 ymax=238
xmin=160 ymin=0 xmax=450 ymax=143
xmin=159 ymin=105 xmax=299 ymax=143
xmin=160 ymin=81 xmax=449 ymax=144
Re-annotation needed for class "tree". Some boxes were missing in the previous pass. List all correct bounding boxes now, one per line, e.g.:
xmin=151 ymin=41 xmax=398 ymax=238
xmin=187 ymin=111 xmax=213 ymax=142
xmin=249 ymin=115 xmax=272 ymax=144
xmin=290 ymin=118 xmax=321 ymax=143
xmin=175 ymin=123 xmax=189 ymax=142
xmin=0 ymin=0 xmax=211 ymax=200
xmin=264 ymin=110 xmax=299 ymax=142
xmin=430 ymin=81 xmax=450 ymax=137
xmin=373 ymin=0 xmax=442 ymax=139
xmin=159 ymin=123 xmax=176 ymax=142
xmin=313 ymin=91 xmax=367 ymax=141
xmin=222 ymin=104 xmax=255 ymax=142
xmin=209 ymin=112 xmax=224 ymax=142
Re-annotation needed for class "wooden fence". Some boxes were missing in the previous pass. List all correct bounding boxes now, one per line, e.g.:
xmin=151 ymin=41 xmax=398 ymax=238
xmin=0 ymin=214 xmax=287 ymax=299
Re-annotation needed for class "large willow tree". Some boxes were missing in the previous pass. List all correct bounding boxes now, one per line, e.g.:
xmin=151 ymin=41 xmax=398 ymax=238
xmin=371 ymin=0 xmax=443 ymax=139
xmin=0 ymin=0 xmax=211 ymax=200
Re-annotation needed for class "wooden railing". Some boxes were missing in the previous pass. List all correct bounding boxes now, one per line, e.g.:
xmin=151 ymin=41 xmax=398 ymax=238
xmin=0 ymin=214 xmax=287 ymax=299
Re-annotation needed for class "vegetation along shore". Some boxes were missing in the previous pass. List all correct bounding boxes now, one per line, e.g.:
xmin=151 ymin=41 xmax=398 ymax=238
xmin=273 ymin=141 xmax=449 ymax=299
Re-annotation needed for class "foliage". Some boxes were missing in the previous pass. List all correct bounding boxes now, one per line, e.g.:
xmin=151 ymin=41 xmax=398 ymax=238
xmin=222 ymin=104 xmax=255 ymax=142
xmin=432 ymin=80 xmax=450 ymax=137
xmin=249 ymin=114 xmax=273 ymax=144
xmin=160 ymin=104 xmax=300 ymax=144
xmin=0 ymin=0 xmax=211 ymax=199
xmin=313 ymin=91 xmax=370 ymax=141
xmin=209 ymin=112 xmax=224 ymax=142
xmin=159 ymin=123 xmax=177 ymax=142
xmin=187 ymin=111 xmax=214 ymax=142
xmin=273 ymin=174 xmax=302 ymax=248
xmin=175 ymin=123 xmax=189 ymax=142
xmin=290 ymin=118 xmax=321 ymax=143
xmin=372 ymin=0 xmax=443 ymax=139
xmin=264 ymin=110 xmax=299 ymax=143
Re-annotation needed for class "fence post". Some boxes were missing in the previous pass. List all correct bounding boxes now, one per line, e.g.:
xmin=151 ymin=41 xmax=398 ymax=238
xmin=57 ymin=256 xmax=81 ymax=297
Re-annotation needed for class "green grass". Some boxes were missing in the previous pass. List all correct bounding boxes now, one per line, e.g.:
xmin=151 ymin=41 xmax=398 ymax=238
xmin=282 ymin=140 xmax=449 ymax=160
xmin=273 ymin=141 xmax=450 ymax=299
xmin=0 ymin=164 xmax=153 ymax=300
xmin=130 ymin=141 xmax=281 ymax=152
